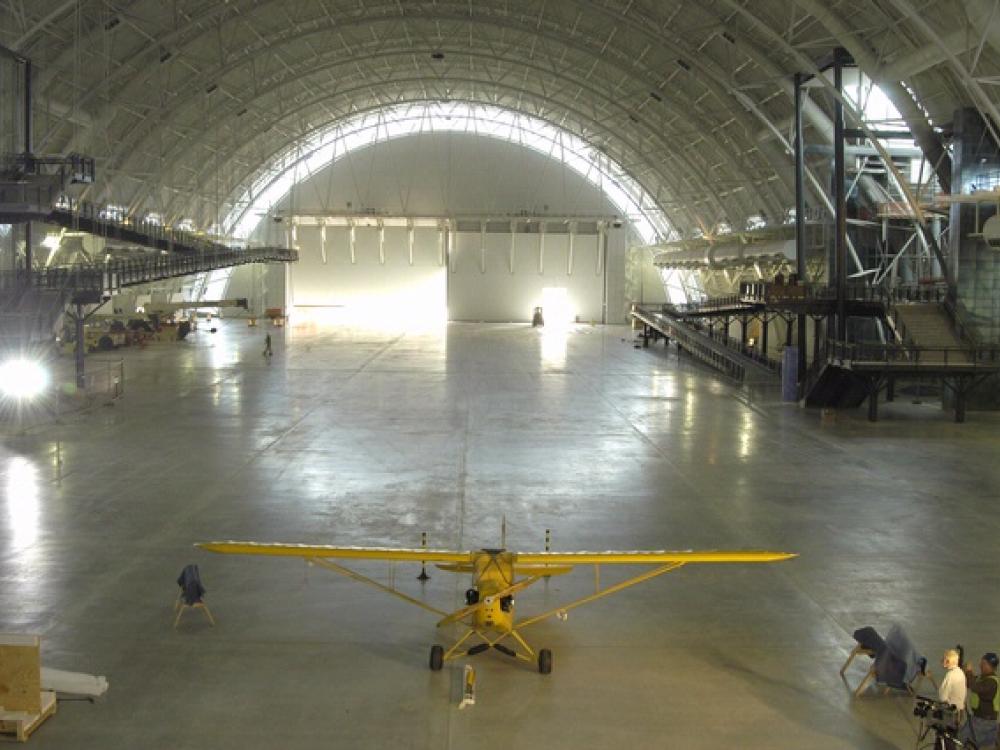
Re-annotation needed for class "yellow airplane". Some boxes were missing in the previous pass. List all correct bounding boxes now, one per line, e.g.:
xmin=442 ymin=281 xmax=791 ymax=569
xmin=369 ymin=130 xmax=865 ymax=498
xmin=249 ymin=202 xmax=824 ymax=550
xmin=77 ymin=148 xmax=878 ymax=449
xmin=197 ymin=538 xmax=795 ymax=674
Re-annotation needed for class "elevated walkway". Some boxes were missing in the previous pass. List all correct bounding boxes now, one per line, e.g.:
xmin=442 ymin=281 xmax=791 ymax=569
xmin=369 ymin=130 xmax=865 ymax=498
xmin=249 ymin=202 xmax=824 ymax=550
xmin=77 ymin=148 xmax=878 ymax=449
xmin=630 ymin=305 xmax=780 ymax=383
xmin=4 ymin=246 xmax=296 ymax=297
xmin=803 ymin=340 xmax=1000 ymax=422
xmin=0 ymin=247 xmax=297 ymax=348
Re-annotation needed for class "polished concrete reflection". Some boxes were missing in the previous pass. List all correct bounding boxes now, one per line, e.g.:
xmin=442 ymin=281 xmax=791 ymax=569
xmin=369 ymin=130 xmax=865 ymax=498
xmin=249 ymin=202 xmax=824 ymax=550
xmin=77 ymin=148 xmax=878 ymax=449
xmin=2 ymin=320 xmax=999 ymax=749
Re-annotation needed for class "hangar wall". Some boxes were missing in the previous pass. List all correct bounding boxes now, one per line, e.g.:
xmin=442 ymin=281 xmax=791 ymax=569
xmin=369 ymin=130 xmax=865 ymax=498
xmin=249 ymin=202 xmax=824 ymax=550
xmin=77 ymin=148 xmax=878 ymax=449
xmin=448 ymin=230 xmax=604 ymax=323
xmin=228 ymin=132 xmax=637 ymax=323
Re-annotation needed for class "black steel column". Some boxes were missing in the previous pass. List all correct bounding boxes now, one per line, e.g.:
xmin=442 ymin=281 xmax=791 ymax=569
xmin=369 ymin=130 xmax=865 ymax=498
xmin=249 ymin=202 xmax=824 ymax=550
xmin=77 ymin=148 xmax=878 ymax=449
xmin=23 ymin=59 xmax=33 ymax=280
xmin=794 ymin=72 xmax=808 ymax=388
xmin=24 ymin=59 xmax=32 ymax=153
xmin=74 ymin=304 xmax=86 ymax=390
xmin=762 ymin=316 xmax=769 ymax=357
xmin=833 ymin=49 xmax=848 ymax=341
xmin=868 ymin=382 xmax=879 ymax=422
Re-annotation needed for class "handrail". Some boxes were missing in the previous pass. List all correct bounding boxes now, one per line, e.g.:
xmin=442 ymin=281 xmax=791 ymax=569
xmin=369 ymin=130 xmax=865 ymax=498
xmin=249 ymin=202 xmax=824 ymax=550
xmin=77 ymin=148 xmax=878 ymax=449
xmin=825 ymin=339 xmax=1000 ymax=367
xmin=943 ymin=291 xmax=982 ymax=348
xmin=739 ymin=280 xmax=950 ymax=306
xmin=633 ymin=306 xmax=780 ymax=381
xmin=657 ymin=304 xmax=781 ymax=372
xmin=1 ymin=247 xmax=297 ymax=293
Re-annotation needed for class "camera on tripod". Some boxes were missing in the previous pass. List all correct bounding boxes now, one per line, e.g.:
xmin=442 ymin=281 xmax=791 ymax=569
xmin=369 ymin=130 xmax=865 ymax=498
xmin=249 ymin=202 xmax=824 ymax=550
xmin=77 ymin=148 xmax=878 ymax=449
xmin=914 ymin=696 xmax=961 ymax=734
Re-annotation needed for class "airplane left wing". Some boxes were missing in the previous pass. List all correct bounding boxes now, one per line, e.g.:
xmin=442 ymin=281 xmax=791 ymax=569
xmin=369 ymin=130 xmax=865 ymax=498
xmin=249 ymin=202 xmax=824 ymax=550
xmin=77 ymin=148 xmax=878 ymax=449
xmin=197 ymin=541 xmax=473 ymax=564
xmin=513 ymin=550 xmax=796 ymax=565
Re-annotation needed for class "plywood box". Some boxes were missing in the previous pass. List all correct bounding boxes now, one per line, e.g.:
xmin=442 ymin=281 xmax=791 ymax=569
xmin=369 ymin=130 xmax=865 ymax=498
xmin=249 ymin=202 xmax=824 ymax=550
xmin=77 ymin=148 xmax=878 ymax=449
xmin=0 ymin=635 xmax=41 ymax=714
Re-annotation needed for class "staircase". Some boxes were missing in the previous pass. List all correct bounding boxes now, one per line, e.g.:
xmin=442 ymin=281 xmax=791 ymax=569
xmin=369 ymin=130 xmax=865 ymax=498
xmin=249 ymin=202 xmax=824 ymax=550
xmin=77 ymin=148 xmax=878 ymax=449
xmin=891 ymin=303 xmax=969 ymax=361
xmin=803 ymin=362 xmax=871 ymax=408
xmin=0 ymin=285 xmax=68 ymax=350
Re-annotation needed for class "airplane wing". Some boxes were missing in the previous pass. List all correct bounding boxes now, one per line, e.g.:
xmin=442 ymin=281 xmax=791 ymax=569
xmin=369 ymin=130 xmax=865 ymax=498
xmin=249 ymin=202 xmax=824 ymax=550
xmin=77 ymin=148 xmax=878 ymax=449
xmin=513 ymin=550 xmax=795 ymax=565
xmin=197 ymin=541 xmax=472 ymax=563
xmin=197 ymin=541 xmax=471 ymax=618
xmin=511 ymin=550 xmax=795 ymax=630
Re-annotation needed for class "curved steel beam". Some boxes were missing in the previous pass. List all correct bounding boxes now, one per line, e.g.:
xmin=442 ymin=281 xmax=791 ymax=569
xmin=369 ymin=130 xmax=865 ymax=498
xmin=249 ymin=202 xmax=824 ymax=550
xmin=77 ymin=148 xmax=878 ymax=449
xmin=148 ymin=89 xmax=710 ymax=235
xmin=53 ymin=5 xmax=783 ymax=223
xmin=105 ymin=55 xmax=755 ymax=231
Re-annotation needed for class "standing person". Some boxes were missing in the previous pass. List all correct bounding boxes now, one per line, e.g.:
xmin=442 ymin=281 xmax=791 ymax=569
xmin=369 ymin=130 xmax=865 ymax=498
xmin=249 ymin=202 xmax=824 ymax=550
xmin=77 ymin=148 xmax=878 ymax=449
xmin=960 ymin=653 xmax=1000 ymax=749
xmin=263 ymin=333 xmax=273 ymax=358
xmin=937 ymin=649 xmax=968 ymax=750
xmin=940 ymin=648 xmax=968 ymax=708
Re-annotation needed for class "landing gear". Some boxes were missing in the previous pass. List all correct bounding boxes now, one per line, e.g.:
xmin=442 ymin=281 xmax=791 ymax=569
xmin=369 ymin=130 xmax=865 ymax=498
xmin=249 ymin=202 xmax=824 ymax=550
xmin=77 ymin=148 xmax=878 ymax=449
xmin=538 ymin=648 xmax=552 ymax=674
xmin=429 ymin=644 xmax=444 ymax=671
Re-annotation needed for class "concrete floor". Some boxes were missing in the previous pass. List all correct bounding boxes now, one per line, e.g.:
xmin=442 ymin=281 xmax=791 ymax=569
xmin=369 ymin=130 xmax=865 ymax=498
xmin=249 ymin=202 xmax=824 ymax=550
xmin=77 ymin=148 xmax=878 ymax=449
xmin=3 ymin=319 xmax=1000 ymax=749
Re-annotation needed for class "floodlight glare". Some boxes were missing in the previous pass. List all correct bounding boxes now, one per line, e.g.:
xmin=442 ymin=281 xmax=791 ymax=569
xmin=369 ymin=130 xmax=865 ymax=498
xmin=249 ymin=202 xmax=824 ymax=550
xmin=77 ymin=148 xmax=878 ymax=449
xmin=0 ymin=359 xmax=50 ymax=399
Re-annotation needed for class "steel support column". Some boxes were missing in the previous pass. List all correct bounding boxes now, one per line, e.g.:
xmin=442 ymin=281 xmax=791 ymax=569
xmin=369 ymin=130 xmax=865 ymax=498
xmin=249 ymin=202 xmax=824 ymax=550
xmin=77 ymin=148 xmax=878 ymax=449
xmin=833 ymin=50 xmax=848 ymax=342
xmin=74 ymin=303 xmax=85 ymax=390
xmin=794 ymin=72 xmax=808 ymax=391
xmin=23 ymin=58 xmax=33 ymax=282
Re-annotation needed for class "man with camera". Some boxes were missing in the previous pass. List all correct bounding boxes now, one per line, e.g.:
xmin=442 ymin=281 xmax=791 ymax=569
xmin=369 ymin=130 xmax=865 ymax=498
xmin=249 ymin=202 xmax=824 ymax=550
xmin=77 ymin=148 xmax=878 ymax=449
xmin=959 ymin=652 xmax=1000 ymax=749
xmin=941 ymin=649 xmax=969 ymax=712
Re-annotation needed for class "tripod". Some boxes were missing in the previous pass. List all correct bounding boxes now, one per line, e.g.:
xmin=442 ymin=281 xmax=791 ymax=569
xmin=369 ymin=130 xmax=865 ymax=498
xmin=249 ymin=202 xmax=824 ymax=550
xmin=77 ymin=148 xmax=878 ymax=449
xmin=917 ymin=721 xmax=974 ymax=750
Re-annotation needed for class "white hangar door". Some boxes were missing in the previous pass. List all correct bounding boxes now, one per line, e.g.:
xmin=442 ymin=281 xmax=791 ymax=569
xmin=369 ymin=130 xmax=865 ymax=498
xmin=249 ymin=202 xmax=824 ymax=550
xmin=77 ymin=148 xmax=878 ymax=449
xmin=288 ymin=220 xmax=447 ymax=324
xmin=447 ymin=224 xmax=606 ymax=323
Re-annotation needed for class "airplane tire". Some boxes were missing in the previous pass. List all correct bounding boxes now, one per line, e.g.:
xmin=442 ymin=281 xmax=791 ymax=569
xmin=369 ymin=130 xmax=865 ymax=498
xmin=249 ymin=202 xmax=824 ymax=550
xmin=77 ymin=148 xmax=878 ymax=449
xmin=538 ymin=649 xmax=552 ymax=674
xmin=429 ymin=645 xmax=444 ymax=671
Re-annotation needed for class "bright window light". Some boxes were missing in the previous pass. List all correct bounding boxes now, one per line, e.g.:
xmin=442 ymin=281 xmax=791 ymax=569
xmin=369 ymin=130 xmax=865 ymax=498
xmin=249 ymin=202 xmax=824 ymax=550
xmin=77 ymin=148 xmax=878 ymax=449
xmin=0 ymin=359 xmax=50 ymax=399
xmin=223 ymin=102 xmax=675 ymax=245
xmin=540 ymin=287 xmax=574 ymax=327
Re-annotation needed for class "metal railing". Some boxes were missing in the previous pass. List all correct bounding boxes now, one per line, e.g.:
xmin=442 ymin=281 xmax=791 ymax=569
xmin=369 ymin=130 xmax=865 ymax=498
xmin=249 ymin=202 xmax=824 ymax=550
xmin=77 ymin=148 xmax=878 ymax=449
xmin=739 ymin=280 xmax=950 ymax=306
xmin=633 ymin=306 xmax=780 ymax=381
xmin=1 ymin=246 xmax=297 ymax=294
xmin=943 ymin=292 xmax=983 ymax=348
xmin=693 ymin=319 xmax=782 ymax=374
xmin=663 ymin=295 xmax=753 ymax=316
xmin=825 ymin=340 xmax=1000 ymax=368
xmin=656 ymin=302 xmax=782 ymax=373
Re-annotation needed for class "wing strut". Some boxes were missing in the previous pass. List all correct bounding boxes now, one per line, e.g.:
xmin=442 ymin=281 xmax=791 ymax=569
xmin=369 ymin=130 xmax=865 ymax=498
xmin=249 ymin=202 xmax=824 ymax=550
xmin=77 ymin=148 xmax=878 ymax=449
xmin=515 ymin=562 xmax=685 ymax=629
xmin=308 ymin=557 xmax=449 ymax=618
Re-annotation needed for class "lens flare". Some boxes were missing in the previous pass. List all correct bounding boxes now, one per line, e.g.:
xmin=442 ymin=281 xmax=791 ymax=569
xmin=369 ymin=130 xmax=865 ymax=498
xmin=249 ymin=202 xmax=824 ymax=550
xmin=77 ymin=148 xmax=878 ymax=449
xmin=0 ymin=359 xmax=50 ymax=399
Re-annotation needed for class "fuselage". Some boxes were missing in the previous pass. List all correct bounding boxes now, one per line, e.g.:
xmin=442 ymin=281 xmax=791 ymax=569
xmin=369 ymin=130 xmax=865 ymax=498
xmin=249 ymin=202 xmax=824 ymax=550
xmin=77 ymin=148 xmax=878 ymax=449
xmin=471 ymin=550 xmax=515 ymax=632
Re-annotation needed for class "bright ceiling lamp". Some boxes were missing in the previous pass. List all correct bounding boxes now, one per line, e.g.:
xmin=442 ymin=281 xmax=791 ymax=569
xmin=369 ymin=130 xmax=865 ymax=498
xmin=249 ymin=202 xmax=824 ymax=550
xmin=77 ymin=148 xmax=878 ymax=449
xmin=223 ymin=102 xmax=674 ymax=244
xmin=0 ymin=359 xmax=50 ymax=400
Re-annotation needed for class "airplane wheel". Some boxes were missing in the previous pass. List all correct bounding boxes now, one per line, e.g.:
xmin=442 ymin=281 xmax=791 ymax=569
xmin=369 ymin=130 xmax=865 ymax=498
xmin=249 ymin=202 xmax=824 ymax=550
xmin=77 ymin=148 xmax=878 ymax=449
xmin=429 ymin=645 xmax=444 ymax=671
xmin=538 ymin=649 xmax=552 ymax=674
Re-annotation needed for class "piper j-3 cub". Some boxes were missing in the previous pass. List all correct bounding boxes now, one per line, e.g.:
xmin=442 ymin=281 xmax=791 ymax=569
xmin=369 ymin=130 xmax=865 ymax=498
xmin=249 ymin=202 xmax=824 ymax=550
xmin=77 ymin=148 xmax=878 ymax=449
xmin=198 ymin=536 xmax=795 ymax=674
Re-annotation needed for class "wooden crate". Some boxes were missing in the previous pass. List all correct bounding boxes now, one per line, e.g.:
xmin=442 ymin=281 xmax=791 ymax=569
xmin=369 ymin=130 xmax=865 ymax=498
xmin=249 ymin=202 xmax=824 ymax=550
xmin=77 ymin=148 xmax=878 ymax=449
xmin=0 ymin=635 xmax=41 ymax=714
xmin=0 ymin=690 xmax=57 ymax=742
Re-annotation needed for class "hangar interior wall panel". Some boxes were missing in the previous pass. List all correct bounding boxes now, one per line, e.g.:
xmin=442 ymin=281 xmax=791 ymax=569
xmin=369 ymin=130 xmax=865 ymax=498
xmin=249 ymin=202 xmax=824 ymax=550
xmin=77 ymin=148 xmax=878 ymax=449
xmin=447 ymin=231 xmax=604 ymax=323
xmin=287 ymin=226 xmax=445 ymax=315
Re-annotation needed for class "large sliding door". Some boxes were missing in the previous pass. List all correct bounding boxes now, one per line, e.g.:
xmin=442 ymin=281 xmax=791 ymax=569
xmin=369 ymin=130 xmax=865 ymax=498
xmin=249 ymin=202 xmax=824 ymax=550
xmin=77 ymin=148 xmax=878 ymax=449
xmin=447 ymin=225 xmax=605 ymax=323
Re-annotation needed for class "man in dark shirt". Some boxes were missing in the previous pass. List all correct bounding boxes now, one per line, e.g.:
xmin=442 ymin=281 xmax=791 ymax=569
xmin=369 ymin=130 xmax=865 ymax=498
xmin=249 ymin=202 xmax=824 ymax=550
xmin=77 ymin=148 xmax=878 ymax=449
xmin=960 ymin=652 xmax=1000 ymax=748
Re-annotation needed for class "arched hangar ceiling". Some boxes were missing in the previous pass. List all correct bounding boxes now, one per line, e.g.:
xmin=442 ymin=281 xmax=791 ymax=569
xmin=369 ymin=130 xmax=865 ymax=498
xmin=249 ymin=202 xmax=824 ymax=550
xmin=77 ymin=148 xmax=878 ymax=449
xmin=3 ymin=0 xmax=998 ymax=239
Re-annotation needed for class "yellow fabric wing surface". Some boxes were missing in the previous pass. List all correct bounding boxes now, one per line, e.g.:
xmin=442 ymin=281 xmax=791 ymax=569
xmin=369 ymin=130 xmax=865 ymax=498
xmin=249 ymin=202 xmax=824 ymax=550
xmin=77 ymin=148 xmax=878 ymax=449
xmin=197 ymin=541 xmax=472 ymax=563
xmin=198 ymin=543 xmax=795 ymax=567
xmin=513 ymin=550 xmax=796 ymax=565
